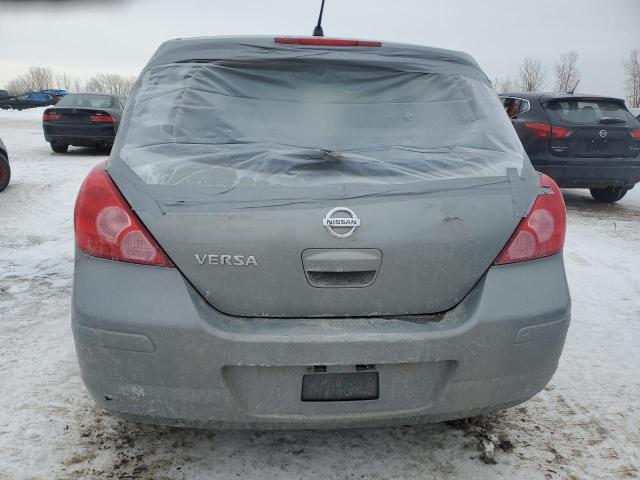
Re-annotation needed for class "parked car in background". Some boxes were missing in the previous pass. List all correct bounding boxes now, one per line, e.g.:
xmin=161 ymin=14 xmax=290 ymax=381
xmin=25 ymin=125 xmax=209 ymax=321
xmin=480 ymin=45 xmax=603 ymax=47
xmin=72 ymin=36 xmax=570 ymax=429
xmin=500 ymin=93 xmax=640 ymax=202
xmin=0 ymin=91 xmax=56 ymax=110
xmin=42 ymin=93 xmax=126 ymax=153
xmin=0 ymin=137 xmax=9 ymax=192
xmin=0 ymin=90 xmax=9 ymax=99
xmin=40 ymin=89 xmax=68 ymax=103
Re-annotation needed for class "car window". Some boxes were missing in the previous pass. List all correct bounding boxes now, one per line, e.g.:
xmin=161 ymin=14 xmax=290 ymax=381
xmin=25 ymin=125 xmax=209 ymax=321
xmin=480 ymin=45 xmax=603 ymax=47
xmin=16 ymin=94 xmax=29 ymax=100
xmin=500 ymin=97 xmax=522 ymax=118
xmin=545 ymin=99 xmax=635 ymax=125
xmin=56 ymin=94 xmax=114 ymax=109
xmin=518 ymin=99 xmax=530 ymax=114
xmin=117 ymin=60 xmax=525 ymax=189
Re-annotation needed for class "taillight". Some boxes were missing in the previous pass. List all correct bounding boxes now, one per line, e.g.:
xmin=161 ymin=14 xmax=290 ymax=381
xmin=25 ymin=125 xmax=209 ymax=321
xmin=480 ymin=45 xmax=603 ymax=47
xmin=43 ymin=112 xmax=61 ymax=121
xmin=551 ymin=126 xmax=574 ymax=138
xmin=90 ymin=114 xmax=116 ymax=123
xmin=275 ymin=37 xmax=382 ymax=47
xmin=630 ymin=129 xmax=640 ymax=140
xmin=74 ymin=163 xmax=174 ymax=267
xmin=524 ymin=122 xmax=574 ymax=139
xmin=494 ymin=174 xmax=566 ymax=265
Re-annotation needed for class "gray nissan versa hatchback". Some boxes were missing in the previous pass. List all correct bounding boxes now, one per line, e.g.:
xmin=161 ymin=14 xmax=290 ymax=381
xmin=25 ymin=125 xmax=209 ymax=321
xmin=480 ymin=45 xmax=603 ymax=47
xmin=72 ymin=36 xmax=571 ymax=429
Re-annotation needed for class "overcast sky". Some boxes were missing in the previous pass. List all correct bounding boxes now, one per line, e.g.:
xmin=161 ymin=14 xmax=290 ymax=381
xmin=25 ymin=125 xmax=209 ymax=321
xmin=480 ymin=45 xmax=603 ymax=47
xmin=0 ymin=0 xmax=639 ymax=98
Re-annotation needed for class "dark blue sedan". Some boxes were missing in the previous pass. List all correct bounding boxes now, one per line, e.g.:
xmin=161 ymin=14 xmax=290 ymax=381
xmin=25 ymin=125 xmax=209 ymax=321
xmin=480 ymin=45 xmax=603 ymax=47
xmin=0 ymin=92 xmax=56 ymax=110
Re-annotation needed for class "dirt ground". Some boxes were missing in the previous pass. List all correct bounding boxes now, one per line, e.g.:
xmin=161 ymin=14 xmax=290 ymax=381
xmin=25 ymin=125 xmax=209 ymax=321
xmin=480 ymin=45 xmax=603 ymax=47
xmin=0 ymin=110 xmax=639 ymax=479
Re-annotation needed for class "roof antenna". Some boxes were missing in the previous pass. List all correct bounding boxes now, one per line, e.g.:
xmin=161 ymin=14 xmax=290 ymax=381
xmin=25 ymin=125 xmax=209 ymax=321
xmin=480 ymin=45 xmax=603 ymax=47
xmin=568 ymin=79 xmax=580 ymax=94
xmin=313 ymin=0 xmax=326 ymax=37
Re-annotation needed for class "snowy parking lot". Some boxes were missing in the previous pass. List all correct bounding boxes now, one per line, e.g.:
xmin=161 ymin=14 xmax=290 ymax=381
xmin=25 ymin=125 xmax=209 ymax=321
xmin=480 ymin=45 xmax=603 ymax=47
xmin=0 ymin=108 xmax=639 ymax=479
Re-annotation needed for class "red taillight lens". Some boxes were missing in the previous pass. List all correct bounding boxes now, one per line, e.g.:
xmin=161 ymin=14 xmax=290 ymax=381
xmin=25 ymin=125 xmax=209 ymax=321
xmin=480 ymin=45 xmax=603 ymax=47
xmin=275 ymin=37 xmax=382 ymax=47
xmin=524 ymin=122 xmax=573 ymax=139
xmin=551 ymin=126 xmax=574 ymax=138
xmin=90 ymin=114 xmax=116 ymax=123
xmin=43 ymin=113 xmax=61 ymax=121
xmin=630 ymin=128 xmax=640 ymax=140
xmin=524 ymin=122 xmax=552 ymax=139
xmin=74 ymin=163 xmax=174 ymax=267
xmin=494 ymin=174 xmax=566 ymax=265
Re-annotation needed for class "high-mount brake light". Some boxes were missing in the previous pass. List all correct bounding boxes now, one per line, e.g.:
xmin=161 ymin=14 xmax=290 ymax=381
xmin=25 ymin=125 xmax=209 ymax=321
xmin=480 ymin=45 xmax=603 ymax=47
xmin=90 ymin=114 xmax=116 ymax=123
xmin=74 ymin=163 xmax=174 ymax=267
xmin=275 ymin=37 xmax=382 ymax=47
xmin=43 ymin=112 xmax=61 ymax=121
xmin=524 ymin=122 xmax=574 ymax=139
xmin=494 ymin=174 xmax=566 ymax=265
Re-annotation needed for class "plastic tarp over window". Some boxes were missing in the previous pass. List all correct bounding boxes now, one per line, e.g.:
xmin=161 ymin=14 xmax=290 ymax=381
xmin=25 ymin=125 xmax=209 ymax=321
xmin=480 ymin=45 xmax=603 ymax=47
xmin=115 ymin=38 xmax=527 ymax=197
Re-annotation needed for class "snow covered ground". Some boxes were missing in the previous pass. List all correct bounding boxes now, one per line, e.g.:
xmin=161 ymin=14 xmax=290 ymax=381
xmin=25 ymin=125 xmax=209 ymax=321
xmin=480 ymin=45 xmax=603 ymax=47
xmin=0 ymin=108 xmax=639 ymax=479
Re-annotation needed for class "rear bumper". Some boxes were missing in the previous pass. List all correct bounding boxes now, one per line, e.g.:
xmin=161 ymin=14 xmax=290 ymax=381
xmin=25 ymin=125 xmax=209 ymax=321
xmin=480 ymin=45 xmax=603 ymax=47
xmin=44 ymin=123 xmax=115 ymax=146
xmin=531 ymin=157 xmax=640 ymax=188
xmin=72 ymin=251 xmax=571 ymax=429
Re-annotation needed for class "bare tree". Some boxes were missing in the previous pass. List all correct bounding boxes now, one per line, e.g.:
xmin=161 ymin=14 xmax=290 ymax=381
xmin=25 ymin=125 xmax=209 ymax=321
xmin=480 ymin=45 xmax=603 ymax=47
xmin=494 ymin=76 xmax=516 ymax=94
xmin=24 ymin=66 xmax=55 ymax=91
xmin=5 ymin=66 xmax=55 ymax=94
xmin=72 ymin=77 xmax=84 ymax=93
xmin=623 ymin=49 xmax=640 ymax=108
xmin=554 ymin=51 xmax=581 ymax=93
xmin=55 ymin=72 xmax=84 ymax=93
xmin=5 ymin=77 xmax=29 ymax=95
xmin=4 ymin=66 xmax=138 ymax=95
xmin=517 ymin=57 xmax=545 ymax=92
xmin=85 ymin=73 xmax=136 ymax=95
xmin=84 ymin=78 xmax=100 ymax=93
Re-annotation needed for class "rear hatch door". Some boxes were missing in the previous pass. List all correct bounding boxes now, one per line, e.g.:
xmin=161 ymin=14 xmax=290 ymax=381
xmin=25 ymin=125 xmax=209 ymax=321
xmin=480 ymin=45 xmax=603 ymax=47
xmin=109 ymin=45 xmax=534 ymax=318
xmin=131 ymin=180 xmax=524 ymax=318
xmin=543 ymin=97 xmax=640 ymax=158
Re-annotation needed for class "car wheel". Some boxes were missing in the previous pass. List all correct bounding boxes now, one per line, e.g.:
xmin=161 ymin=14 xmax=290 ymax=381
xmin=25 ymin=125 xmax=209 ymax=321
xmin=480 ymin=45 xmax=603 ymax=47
xmin=0 ymin=153 xmax=10 ymax=192
xmin=589 ymin=186 xmax=629 ymax=203
xmin=50 ymin=142 xmax=69 ymax=154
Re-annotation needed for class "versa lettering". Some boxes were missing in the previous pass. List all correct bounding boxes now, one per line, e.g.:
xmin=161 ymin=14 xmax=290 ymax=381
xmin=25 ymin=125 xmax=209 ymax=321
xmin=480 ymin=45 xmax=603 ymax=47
xmin=194 ymin=253 xmax=258 ymax=266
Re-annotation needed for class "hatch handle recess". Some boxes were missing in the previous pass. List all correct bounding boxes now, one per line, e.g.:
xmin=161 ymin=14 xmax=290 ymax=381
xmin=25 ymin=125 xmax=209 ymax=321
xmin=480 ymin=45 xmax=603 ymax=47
xmin=301 ymin=249 xmax=382 ymax=288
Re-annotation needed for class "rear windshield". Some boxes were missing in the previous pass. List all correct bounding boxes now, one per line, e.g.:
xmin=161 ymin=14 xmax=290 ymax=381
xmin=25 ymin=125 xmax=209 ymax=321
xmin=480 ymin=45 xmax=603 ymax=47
xmin=116 ymin=61 xmax=525 ymax=189
xmin=544 ymin=99 xmax=635 ymax=125
xmin=57 ymin=94 xmax=113 ymax=109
